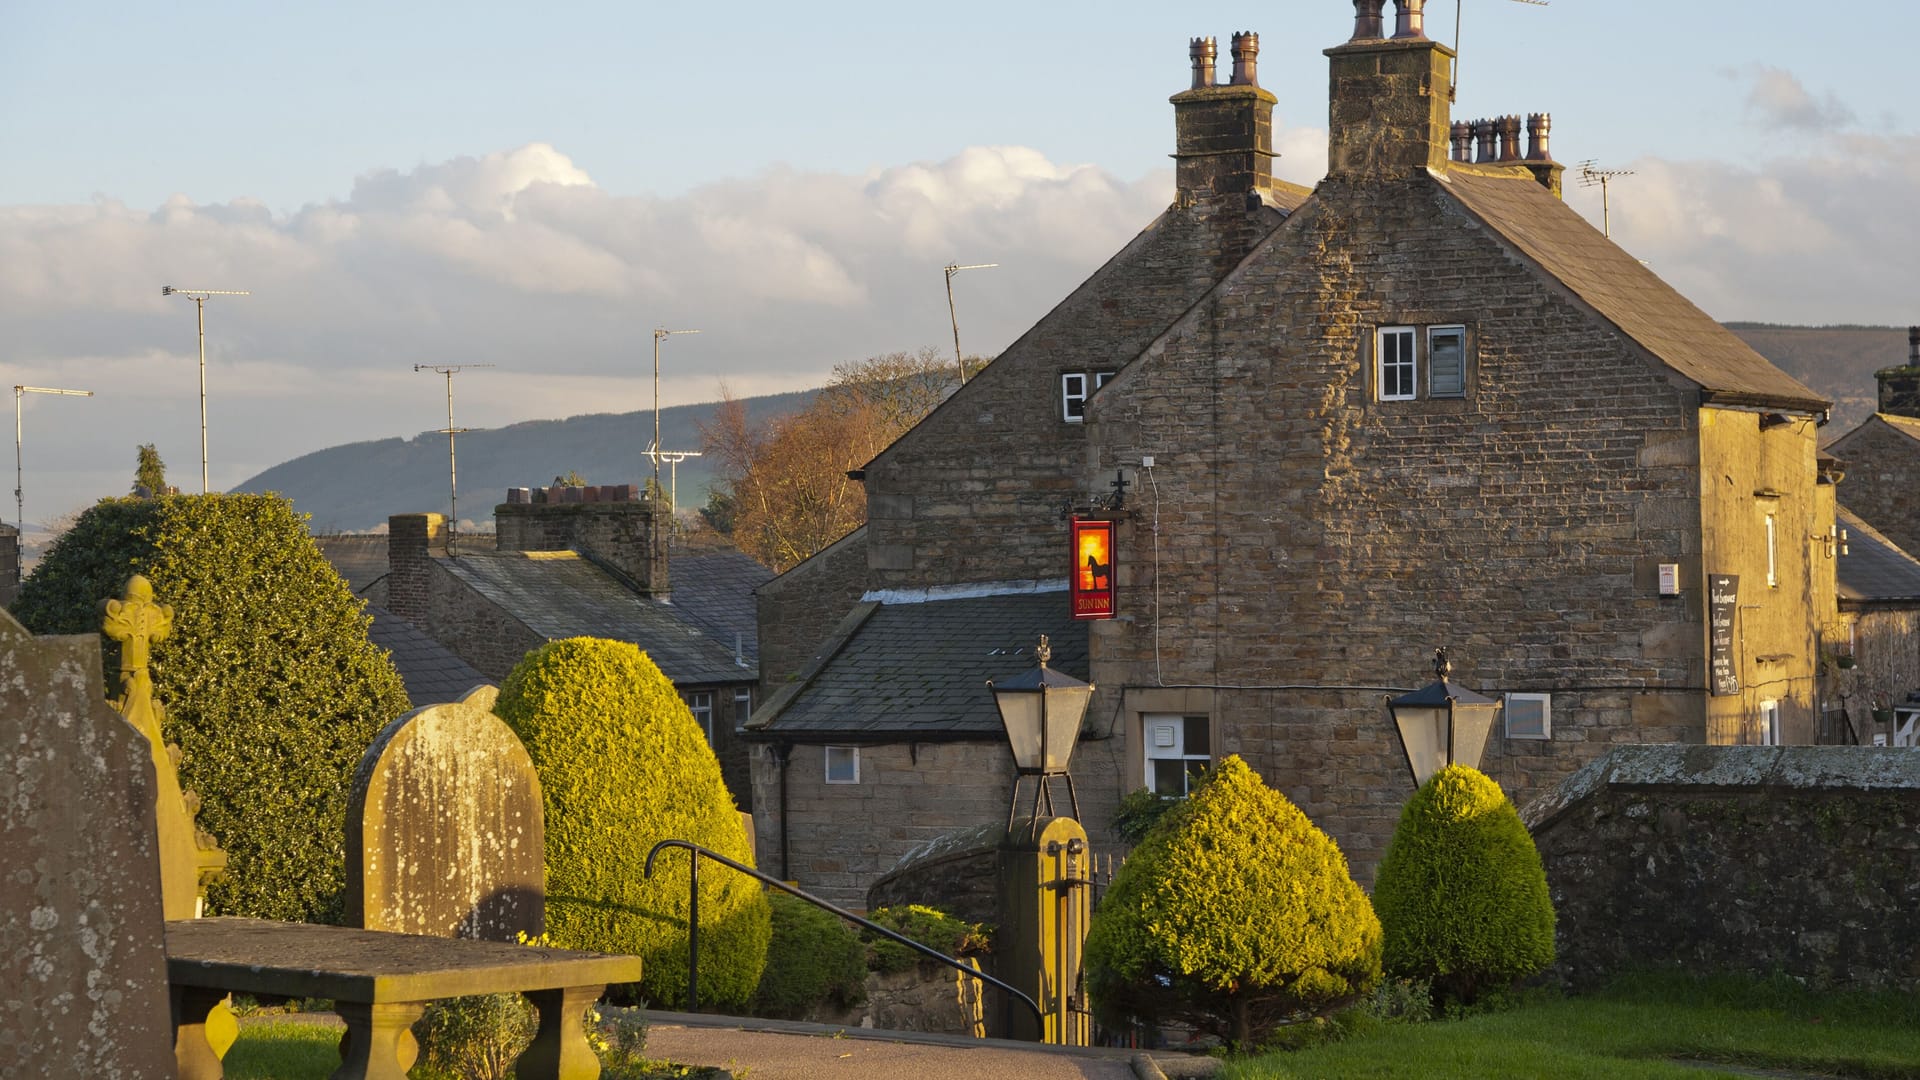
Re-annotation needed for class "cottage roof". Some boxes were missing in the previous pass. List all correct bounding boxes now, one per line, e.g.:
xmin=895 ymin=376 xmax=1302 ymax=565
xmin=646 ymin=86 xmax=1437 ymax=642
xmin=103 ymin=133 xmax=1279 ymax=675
xmin=314 ymin=534 xmax=392 ymax=594
xmin=1437 ymin=170 xmax=1829 ymax=414
xmin=1837 ymin=506 xmax=1920 ymax=606
xmin=366 ymin=605 xmax=492 ymax=705
xmin=665 ymin=549 xmax=774 ymax=664
xmin=746 ymin=589 xmax=1089 ymax=740
xmin=440 ymin=549 xmax=751 ymax=685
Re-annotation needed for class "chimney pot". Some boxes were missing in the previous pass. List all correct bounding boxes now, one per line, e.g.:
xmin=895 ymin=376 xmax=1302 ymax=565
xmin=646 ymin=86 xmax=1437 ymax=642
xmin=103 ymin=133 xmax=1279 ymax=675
xmin=1474 ymin=119 xmax=1497 ymax=163
xmin=1393 ymin=0 xmax=1428 ymax=39
xmin=1189 ymin=36 xmax=1217 ymax=89
xmin=1352 ymin=0 xmax=1386 ymax=40
xmin=1498 ymin=115 xmax=1523 ymax=162
xmin=1450 ymin=121 xmax=1472 ymax=162
xmin=1230 ymin=31 xmax=1259 ymax=86
xmin=1526 ymin=113 xmax=1553 ymax=161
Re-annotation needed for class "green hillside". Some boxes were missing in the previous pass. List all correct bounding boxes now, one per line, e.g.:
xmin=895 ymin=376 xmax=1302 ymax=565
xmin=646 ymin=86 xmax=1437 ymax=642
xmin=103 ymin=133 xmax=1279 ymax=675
xmin=233 ymin=389 xmax=814 ymax=532
xmin=1726 ymin=323 xmax=1909 ymax=436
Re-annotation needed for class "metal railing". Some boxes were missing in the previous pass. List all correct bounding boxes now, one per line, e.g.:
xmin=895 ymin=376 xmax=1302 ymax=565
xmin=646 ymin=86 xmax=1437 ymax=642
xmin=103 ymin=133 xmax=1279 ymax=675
xmin=643 ymin=839 xmax=1044 ymax=1032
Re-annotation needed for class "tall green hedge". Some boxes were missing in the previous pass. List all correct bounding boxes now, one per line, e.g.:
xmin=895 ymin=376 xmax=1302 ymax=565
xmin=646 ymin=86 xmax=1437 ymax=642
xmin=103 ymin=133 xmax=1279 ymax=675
xmin=11 ymin=494 xmax=411 ymax=923
xmin=495 ymin=637 xmax=770 ymax=1010
xmin=1371 ymin=765 xmax=1556 ymax=1005
xmin=1085 ymin=756 xmax=1382 ymax=1049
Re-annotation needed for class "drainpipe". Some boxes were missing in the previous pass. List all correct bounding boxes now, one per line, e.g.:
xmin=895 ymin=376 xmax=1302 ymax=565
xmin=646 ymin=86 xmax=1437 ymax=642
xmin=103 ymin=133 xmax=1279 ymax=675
xmin=774 ymin=742 xmax=793 ymax=880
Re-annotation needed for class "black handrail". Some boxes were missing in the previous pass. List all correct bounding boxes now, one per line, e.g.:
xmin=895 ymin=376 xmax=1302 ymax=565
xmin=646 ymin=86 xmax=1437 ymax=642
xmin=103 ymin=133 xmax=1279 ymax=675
xmin=643 ymin=838 xmax=1045 ymax=1033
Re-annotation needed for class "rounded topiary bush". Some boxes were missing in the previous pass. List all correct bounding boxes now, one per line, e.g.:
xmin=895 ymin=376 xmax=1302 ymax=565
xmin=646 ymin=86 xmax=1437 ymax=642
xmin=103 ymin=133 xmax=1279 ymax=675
xmin=753 ymin=893 xmax=867 ymax=1020
xmin=496 ymin=637 xmax=770 ymax=1010
xmin=11 ymin=494 xmax=410 ymax=923
xmin=1371 ymin=764 xmax=1556 ymax=1006
xmin=1085 ymin=755 xmax=1382 ymax=1049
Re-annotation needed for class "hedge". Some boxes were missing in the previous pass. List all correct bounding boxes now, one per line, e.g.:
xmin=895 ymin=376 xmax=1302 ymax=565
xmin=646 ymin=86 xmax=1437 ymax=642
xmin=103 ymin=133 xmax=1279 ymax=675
xmin=11 ymin=494 xmax=411 ymax=923
xmin=753 ymin=893 xmax=867 ymax=1020
xmin=1085 ymin=755 xmax=1382 ymax=1049
xmin=1371 ymin=764 xmax=1556 ymax=1005
xmin=495 ymin=637 xmax=770 ymax=1010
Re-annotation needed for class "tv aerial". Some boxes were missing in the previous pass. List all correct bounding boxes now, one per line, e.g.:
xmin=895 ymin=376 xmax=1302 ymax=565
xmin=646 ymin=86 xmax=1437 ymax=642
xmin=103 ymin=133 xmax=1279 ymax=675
xmin=1450 ymin=0 xmax=1549 ymax=102
xmin=1577 ymin=160 xmax=1635 ymax=238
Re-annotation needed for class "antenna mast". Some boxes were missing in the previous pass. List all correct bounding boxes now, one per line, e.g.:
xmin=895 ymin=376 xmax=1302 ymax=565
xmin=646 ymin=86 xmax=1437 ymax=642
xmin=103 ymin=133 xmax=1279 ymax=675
xmin=413 ymin=363 xmax=494 ymax=553
xmin=1577 ymin=160 xmax=1635 ymax=238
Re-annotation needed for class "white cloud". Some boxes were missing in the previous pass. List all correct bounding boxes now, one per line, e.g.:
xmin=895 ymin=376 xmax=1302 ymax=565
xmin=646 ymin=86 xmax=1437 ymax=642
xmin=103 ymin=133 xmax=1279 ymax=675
xmin=1740 ymin=65 xmax=1855 ymax=132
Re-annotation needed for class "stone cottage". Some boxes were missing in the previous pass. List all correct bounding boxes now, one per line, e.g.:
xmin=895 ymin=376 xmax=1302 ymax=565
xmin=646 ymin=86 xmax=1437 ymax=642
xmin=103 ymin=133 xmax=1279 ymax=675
xmin=1825 ymin=328 xmax=1920 ymax=559
xmin=376 ymin=491 xmax=769 ymax=807
xmin=748 ymin=4 xmax=1837 ymax=906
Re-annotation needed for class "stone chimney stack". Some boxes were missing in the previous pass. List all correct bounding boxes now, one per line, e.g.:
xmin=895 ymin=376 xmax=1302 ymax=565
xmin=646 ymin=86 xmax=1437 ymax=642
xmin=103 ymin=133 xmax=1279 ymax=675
xmin=1171 ymin=30 xmax=1278 ymax=204
xmin=387 ymin=512 xmax=447 ymax=626
xmin=495 ymin=487 xmax=670 ymax=597
xmin=1878 ymin=326 xmax=1920 ymax=418
xmin=1325 ymin=0 xmax=1456 ymax=178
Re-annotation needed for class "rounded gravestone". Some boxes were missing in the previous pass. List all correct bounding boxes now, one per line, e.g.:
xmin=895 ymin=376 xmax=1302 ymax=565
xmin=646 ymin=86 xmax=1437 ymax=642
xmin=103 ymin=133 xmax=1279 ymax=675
xmin=346 ymin=685 xmax=544 ymax=941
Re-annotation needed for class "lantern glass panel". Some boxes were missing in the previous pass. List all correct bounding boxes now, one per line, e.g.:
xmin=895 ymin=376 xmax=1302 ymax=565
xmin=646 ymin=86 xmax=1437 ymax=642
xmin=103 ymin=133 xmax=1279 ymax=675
xmin=1450 ymin=700 xmax=1500 ymax=772
xmin=1393 ymin=704 xmax=1448 ymax=787
xmin=1043 ymin=685 xmax=1094 ymax=772
xmin=995 ymin=689 xmax=1044 ymax=771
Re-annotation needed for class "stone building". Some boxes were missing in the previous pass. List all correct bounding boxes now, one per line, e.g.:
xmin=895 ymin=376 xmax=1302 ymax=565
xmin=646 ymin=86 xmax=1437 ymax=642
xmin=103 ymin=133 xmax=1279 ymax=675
xmin=749 ymin=6 xmax=1838 ymax=906
xmin=1825 ymin=328 xmax=1920 ymax=559
xmin=376 ymin=491 xmax=769 ymax=807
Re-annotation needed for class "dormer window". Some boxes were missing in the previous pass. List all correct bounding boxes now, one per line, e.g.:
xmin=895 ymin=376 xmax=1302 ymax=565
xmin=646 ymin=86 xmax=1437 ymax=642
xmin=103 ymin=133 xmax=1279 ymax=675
xmin=1062 ymin=370 xmax=1118 ymax=422
xmin=1375 ymin=323 xmax=1471 ymax=401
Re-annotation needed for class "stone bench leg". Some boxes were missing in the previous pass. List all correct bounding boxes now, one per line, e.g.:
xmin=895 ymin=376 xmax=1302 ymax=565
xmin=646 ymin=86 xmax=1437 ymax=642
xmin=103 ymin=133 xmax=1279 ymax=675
xmin=331 ymin=1000 xmax=426 ymax=1080
xmin=171 ymin=985 xmax=229 ymax=1080
xmin=516 ymin=984 xmax=606 ymax=1080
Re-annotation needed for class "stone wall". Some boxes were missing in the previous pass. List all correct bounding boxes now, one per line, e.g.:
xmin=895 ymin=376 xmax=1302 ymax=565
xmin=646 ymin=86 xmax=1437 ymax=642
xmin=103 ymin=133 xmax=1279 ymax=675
xmin=422 ymin=558 xmax=545 ymax=682
xmin=756 ymin=526 xmax=868 ymax=695
xmin=1829 ymin=417 xmax=1920 ymax=561
xmin=864 ymin=823 xmax=1005 ymax=925
xmin=387 ymin=512 xmax=446 ymax=626
xmin=1525 ymin=744 xmax=1920 ymax=989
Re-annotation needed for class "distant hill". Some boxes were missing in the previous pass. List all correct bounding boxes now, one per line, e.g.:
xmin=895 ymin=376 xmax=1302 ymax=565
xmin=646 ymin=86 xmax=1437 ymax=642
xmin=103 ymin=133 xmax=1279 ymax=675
xmin=234 ymin=389 xmax=814 ymax=532
xmin=237 ymin=324 xmax=1912 ymax=531
xmin=1726 ymin=324 xmax=1909 ymax=436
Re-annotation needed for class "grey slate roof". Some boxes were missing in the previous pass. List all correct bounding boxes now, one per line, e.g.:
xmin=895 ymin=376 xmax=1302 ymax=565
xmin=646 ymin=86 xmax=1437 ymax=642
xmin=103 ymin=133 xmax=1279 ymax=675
xmin=666 ymin=550 xmax=774 ymax=664
xmin=747 ymin=590 xmax=1089 ymax=739
xmin=1837 ymin=506 xmax=1920 ymax=606
xmin=1438 ymin=170 xmax=1829 ymax=413
xmin=314 ymin=535 xmax=390 ymax=594
xmin=441 ymin=550 xmax=752 ymax=686
xmin=366 ymin=605 xmax=492 ymax=705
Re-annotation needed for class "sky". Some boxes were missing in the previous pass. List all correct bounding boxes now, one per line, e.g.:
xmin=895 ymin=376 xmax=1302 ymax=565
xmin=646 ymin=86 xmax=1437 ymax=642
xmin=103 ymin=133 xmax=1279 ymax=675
xmin=2 ymin=1 xmax=1914 ymax=530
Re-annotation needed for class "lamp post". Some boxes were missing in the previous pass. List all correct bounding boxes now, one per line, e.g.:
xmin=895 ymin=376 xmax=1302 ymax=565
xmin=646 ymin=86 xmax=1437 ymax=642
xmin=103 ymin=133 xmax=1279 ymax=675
xmin=413 ymin=364 xmax=492 ymax=552
xmin=1384 ymin=647 xmax=1501 ymax=789
xmin=651 ymin=328 xmax=699 ymax=490
xmin=988 ymin=634 xmax=1095 ymax=829
xmin=944 ymin=262 xmax=997 ymax=384
xmin=161 ymin=285 xmax=249 ymax=493
xmin=13 ymin=385 xmax=93 ymax=532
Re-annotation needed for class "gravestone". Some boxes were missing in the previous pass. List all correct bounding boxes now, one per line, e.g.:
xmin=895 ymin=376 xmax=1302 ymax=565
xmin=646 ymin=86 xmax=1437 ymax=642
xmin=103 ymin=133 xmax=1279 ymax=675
xmin=346 ymin=685 xmax=545 ymax=941
xmin=0 ymin=606 xmax=174 ymax=1076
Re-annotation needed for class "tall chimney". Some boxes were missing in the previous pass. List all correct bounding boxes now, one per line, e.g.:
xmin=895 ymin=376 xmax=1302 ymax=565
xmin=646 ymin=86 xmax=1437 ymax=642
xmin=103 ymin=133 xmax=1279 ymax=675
xmin=1172 ymin=31 xmax=1278 ymax=203
xmin=1878 ymin=326 xmax=1920 ymax=418
xmin=387 ymin=512 xmax=447 ymax=627
xmin=1325 ymin=4 xmax=1455 ymax=178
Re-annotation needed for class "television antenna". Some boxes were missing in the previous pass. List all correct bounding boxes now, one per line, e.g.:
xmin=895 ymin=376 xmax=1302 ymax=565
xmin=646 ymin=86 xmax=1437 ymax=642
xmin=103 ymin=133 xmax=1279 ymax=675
xmin=644 ymin=442 xmax=703 ymax=520
xmin=1577 ymin=160 xmax=1635 ymax=238
xmin=414 ymin=363 xmax=494 ymax=553
xmin=1450 ymin=0 xmax=1549 ymax=102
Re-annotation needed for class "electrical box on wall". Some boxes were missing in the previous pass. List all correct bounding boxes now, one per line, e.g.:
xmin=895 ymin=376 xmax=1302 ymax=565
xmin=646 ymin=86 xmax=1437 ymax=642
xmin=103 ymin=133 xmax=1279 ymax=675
xmin=1658 ymin=564 xmax=1681 ymax=596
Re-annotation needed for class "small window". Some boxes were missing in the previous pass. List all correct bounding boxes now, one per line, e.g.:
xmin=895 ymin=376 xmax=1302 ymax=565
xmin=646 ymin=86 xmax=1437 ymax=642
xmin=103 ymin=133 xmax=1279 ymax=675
xmin=1765 ymin=515 xmax=1778 ymax=588
xmin=1428 ymin=325 xmax=1466 ymax=397
xmin=733 ymin=688 xmax=753 ymax=730
xmin=824 ymin=745 xmax=860 ymax=784
xmin=1757 ymin=700 xmax=1781 ymax=746
xmin=1143 ymin=714 xmax=1211 ymax=796
xmin=1377 ymin=327 xmax=1418 ymax=401
xmin=1061 ymin=369 xmax=1118 ymax=422
xmin=1504 ymin=693 xmax=1552 ymax=740
xmin=683 ymin=691 xmax=714 ymax=745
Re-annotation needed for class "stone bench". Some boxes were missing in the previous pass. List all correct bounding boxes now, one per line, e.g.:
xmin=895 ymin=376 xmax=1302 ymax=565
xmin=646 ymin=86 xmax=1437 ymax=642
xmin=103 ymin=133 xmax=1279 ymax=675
xmin=167 ymin=917 xmax=642 ymax=1080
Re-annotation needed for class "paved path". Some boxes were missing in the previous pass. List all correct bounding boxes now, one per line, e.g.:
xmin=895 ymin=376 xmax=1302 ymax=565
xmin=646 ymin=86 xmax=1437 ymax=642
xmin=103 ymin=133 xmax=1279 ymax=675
xmin=641 ymin=1010 xmax=1194 ymax=1080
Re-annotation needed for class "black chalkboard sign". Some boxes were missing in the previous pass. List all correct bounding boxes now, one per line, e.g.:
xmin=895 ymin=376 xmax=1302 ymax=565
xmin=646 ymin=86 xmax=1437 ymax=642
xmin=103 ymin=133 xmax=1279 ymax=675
xmin=1708 ymin=574 xmax=1739 ymax=696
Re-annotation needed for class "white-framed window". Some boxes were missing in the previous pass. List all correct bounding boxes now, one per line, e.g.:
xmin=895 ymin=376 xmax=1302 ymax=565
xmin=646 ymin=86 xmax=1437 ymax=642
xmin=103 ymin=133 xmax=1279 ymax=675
xmin=1143 ymin=714 xmax=1211 ymax=797
xmin=733 ymin=688 xmax=753 ymax=731
xmin=1765 ymin=515 xmax=1778 ymax=588
xmin=1504 ymin=692 xmax=1552 ymax=740
xmin=683 ymin=690 xmax=715 ymax=744
xmin=1427 ymin=325 xmax=1467 ymax=397
xmin=1061 ymin=369 xmax=1118 ymax=422
xmin=1757 ymin=700 xmax=1781 ymax=746
xmin=824 ymin=745 xmax=860 ymax=784
xmin=1377 ymin=326 xmax=1418 ymax=401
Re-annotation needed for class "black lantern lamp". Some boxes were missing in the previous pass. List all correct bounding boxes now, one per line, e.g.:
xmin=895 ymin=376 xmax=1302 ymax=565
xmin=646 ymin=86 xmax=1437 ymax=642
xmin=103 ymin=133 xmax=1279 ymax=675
xmin=988 ymin=634 xmax=1095 ymax=829
xmin=1385 ymin=647 xmax=1500 ymax=789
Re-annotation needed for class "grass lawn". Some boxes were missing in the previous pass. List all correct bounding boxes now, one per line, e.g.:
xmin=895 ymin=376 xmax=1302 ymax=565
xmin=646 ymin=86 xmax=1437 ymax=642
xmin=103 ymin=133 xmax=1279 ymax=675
xmin=221 ymin=1021 xmax=340 ymax=1080
xmin=1225 ymin=975 xmax=1920 ymax=1080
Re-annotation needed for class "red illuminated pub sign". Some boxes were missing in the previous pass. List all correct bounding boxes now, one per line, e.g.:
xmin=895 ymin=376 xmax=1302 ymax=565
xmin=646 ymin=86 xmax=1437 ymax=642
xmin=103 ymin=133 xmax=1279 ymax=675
xmin=1071 ymin=516 xmax=1116 ymax=620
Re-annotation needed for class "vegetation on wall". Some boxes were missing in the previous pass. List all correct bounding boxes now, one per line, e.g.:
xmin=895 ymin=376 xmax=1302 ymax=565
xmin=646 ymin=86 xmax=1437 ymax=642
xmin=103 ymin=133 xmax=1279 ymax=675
xmin=495 ymin=637 xmax=771 ymax=1010
xmin=11 ymin=494 xmax=411 ymax=923
xmin=1370 ymin=765 xmax=1556 ymax=1007
xmin=1085 ymin=755 xmax=1382 ymax=1050
xmin=753 ymin=893 xmax=868 ymax=1020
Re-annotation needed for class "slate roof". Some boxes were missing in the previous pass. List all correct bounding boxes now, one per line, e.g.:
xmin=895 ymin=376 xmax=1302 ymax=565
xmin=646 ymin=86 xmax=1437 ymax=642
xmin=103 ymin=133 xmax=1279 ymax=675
xmin=440 ymin=550 xmax=752 ymax=686
xmin=1438 ymin=170 xmax=1829 ymax=414
xmin=1837 ymin=506 xmax=1920 ymax=606
xmin=746 ymin=588 xmax=1089 ymax=740
xmin=366 ymin=605 xmax=492 ymax=705
xmin=665 ymin=549 xmax=774 ymax=664
xmin=314 ymin=534 xmax=391 ymax=594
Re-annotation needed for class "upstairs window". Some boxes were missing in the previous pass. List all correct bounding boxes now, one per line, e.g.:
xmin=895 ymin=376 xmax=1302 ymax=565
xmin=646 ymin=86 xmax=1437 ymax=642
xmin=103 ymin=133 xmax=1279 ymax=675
xmin=1428 ymin=325 xmax=1467 ymax=397
xmin=1062 ymin=369 xmax=1118 ymax=422
xmin=683 ymin=690 xmax=714 ymax=744
xmin=1376 ymin=323 xmax=1472 ymax=401
xmin=1144 ymin=714 xmax=1211 ymax=796
xmin=1377 ymin=327 xmax=1417 ymax=401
